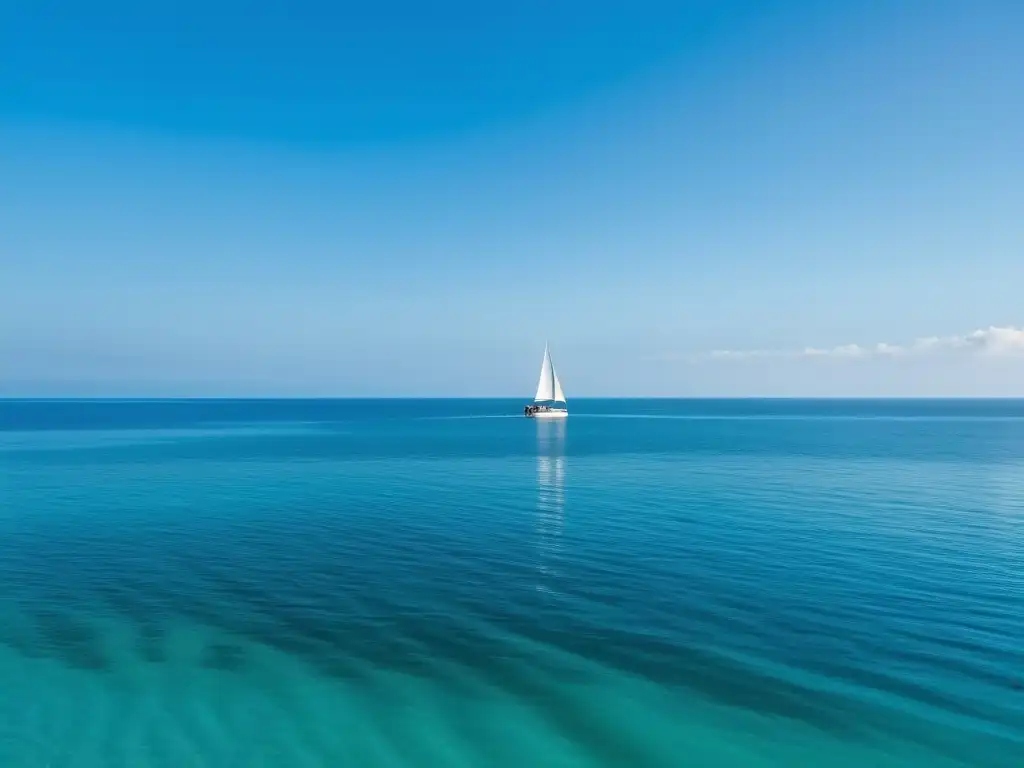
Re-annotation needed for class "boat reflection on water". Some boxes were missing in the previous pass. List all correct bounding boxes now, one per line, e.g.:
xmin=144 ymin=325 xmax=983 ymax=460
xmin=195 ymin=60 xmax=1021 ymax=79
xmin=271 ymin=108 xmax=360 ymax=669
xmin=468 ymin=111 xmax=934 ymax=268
xmin=535 ymin=418 xmax=566 ymax=594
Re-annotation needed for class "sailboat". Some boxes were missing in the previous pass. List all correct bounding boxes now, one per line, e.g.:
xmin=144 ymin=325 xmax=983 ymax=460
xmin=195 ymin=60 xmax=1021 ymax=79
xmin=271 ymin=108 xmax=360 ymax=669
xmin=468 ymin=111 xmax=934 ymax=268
xmin=525 ymin=344 xmax=568 ymax=419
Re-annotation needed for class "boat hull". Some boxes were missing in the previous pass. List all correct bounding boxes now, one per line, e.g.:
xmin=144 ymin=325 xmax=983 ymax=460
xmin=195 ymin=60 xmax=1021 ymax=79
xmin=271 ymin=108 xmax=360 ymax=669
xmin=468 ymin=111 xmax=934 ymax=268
xmin=527 ymin=409 xmax=568 ymax=419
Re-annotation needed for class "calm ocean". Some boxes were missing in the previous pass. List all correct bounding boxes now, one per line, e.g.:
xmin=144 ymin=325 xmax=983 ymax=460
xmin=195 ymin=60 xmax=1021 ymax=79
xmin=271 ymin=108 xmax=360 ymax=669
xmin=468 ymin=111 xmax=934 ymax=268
xmin=1 ymin=399 xmax=1022 ymax=767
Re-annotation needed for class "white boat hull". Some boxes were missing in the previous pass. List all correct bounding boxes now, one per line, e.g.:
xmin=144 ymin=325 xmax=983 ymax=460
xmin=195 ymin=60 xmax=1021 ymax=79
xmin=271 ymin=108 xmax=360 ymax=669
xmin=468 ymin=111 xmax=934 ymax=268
xmin=528 ymin=409 xmax=568 ymax=419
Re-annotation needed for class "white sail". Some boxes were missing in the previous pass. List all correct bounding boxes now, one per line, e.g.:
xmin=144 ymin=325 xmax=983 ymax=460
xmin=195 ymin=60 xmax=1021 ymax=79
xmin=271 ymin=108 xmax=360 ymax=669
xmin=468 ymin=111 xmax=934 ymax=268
xmin=552 ymin=368 xmax=566 ymax=403
xmin=533 ymin=344 xmax=566 ymax=404
xmin=534 ymin=345 xmax=555 ymax=402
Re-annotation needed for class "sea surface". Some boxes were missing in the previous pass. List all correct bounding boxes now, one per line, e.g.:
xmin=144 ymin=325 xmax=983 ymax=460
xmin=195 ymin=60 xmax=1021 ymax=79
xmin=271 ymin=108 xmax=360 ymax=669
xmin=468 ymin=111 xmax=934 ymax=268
xmin=1 ymin=398 xmax=1022 ymax=767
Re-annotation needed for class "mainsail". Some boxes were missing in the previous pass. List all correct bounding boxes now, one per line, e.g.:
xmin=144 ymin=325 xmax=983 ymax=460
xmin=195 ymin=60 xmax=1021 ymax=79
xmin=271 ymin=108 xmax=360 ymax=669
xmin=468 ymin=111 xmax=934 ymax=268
xmin=534 ymin=344 xmax=566 ymax=403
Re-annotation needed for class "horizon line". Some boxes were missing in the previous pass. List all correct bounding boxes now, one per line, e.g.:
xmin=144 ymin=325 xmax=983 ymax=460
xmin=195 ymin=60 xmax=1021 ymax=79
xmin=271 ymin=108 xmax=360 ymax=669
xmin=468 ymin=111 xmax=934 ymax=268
xmin=3 ymin=396 xmax=1024 ymax=402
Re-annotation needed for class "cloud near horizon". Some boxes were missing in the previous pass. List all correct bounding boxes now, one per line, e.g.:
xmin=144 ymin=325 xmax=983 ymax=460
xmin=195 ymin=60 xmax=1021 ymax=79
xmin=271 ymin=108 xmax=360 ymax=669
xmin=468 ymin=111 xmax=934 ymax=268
xmin=705 ymin=326 xmax=1024 ymax=361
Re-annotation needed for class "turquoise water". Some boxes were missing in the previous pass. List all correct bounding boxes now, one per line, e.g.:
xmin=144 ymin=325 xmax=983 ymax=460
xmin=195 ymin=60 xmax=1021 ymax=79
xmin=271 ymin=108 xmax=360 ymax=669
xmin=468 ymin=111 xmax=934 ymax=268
xmin=2 ymin=398 xmax=1022 ymax=767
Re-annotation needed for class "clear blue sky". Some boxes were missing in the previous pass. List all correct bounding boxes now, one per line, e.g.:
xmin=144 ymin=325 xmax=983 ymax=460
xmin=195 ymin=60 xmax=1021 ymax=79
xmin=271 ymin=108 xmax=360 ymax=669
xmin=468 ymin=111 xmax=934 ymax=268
xmin=2 ymin=0 xmax=1023 ymax=396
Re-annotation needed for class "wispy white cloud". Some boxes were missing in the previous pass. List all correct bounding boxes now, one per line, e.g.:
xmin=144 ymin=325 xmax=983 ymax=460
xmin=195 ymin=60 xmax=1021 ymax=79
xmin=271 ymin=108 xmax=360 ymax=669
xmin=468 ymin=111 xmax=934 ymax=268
xmin=704 ymin=326 xmax=1024 ymax=361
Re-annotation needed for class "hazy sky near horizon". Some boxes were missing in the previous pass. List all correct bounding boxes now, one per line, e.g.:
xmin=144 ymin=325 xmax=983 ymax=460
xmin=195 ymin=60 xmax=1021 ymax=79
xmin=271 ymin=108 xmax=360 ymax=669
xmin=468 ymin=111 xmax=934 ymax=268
xmin=2 ymin=0 xmax=1023 ymax=396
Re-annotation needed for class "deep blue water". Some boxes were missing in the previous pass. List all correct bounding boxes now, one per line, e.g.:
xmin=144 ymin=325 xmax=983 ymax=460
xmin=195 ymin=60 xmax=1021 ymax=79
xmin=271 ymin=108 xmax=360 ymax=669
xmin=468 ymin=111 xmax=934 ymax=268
xmin=2 ymin=399 xmax=1022 ymax=766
